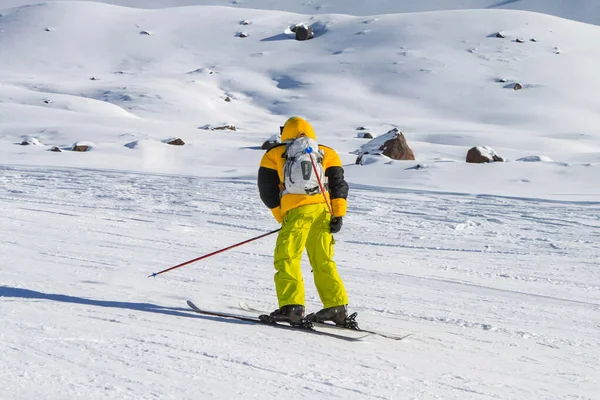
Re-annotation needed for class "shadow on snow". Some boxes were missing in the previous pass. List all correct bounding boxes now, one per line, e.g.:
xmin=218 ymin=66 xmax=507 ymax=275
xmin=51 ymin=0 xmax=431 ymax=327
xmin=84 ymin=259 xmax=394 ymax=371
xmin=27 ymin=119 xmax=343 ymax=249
xmin=0 ymin=286 xmax=251 ymax=326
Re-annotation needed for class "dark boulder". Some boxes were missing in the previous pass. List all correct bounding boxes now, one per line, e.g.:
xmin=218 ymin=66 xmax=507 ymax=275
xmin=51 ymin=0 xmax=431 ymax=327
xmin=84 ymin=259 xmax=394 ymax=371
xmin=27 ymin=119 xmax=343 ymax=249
xmin=295 ymin=25 xmax=314 ymax=41
xmin=466 ymin=146 xmax=505 ymax=163
xmin=166 ymin=138 xmax=185 ymax=146
xmin=355 ymin=128 xmax=415 ymax=164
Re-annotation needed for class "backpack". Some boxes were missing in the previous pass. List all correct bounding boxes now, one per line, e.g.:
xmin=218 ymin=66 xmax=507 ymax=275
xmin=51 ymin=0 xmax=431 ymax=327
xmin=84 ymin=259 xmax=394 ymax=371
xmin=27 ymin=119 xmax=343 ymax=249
xmin=282 ymin=136 xmax=326 ymax=196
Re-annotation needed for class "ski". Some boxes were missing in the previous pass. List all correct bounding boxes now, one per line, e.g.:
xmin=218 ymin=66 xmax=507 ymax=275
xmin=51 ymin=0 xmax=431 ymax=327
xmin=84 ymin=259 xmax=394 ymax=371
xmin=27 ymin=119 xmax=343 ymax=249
xmin=238 ymin=301 xmax=411 ymax=341
xmin=186 ymin=301 xmax=370 ymax=342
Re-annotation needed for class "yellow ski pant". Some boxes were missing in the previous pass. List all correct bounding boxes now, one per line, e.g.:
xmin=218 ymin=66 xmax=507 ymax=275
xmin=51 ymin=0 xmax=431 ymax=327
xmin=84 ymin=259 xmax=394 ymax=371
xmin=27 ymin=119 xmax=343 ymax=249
xmin=274 ymin=203 xmax=348 ymax=308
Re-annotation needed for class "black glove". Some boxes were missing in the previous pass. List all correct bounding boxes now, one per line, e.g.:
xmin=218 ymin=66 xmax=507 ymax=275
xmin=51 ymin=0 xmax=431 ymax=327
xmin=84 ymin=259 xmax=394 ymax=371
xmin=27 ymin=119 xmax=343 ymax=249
xmin=330 ymin=217 xmax=343 ymax=234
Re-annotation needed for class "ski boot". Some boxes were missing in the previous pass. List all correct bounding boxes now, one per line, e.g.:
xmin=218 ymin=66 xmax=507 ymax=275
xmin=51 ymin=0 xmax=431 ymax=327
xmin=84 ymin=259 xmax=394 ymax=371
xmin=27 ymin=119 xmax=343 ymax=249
xmin=307 ymin=305 xmax=359 ymax=330
xmin=259 ymin=305 xmax=311 ymax=328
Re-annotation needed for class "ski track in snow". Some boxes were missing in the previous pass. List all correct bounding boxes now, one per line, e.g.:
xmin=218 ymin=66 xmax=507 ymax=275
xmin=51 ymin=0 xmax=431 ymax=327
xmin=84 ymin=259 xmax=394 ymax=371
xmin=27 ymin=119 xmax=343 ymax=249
xmin=1 ymin=165 xmax=599 ymax=399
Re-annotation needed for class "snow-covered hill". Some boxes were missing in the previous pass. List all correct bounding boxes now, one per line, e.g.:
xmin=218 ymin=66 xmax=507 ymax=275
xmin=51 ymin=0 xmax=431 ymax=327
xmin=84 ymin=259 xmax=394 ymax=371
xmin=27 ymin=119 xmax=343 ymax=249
xmin=1 ymin=2 xmax=599 ymax=196
xmin=4 ymin=0 xmax=600 ymax=26
xmin=1 ymin=1 xmax=599 ymax=399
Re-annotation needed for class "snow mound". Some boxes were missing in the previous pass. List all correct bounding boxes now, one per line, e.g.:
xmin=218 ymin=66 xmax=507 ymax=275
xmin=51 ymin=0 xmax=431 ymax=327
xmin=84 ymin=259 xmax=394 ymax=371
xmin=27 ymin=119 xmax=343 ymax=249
xmin=20 ymin=136 xmax=42 ymax=145
xmin=517 ymin=155 xmax=554 ymax=162
xmin=4 ymin=1 xmax=600 ymax=25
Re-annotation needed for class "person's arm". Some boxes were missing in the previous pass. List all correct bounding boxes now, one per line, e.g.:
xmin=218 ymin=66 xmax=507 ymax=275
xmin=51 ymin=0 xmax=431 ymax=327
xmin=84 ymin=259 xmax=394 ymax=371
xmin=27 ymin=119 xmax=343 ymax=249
xmin=323 ymin=147 xmax=348 ymax=218
xmin=258 ymin=151 xmax=283 ymax=222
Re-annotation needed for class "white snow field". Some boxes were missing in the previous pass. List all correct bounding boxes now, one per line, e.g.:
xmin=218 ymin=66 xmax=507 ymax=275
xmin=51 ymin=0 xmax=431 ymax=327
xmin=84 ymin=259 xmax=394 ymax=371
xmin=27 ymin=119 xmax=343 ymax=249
xmin=4 ymin=0 xmax=600 ymax=26
xmin=1 ymin=1 xmax=599 ymax=399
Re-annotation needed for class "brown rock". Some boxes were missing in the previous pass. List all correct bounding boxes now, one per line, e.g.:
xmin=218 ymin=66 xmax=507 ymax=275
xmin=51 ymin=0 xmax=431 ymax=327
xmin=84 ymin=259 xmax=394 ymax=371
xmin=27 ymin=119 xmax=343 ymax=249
xmin=466 ymin=146 xmax=505 ymax=163
xmin=355 ymin=128 xmax=415 ymax=164
xmin=199 ymin=124 xmax=237 ymax=131
xmin=295 ymin=25 xmax=314 ymax=41
xmin=72 ymin=144 xmax=90 ymax=152
xmin=166 ymin=138 xmax=185 ymax=146
xmin=381 ymin=129 xmax=415 ymax=160
xmin=513 ymin=83 xmax=523 ymax=91
xmin=214 ymin=124 xmax=237 ymax=131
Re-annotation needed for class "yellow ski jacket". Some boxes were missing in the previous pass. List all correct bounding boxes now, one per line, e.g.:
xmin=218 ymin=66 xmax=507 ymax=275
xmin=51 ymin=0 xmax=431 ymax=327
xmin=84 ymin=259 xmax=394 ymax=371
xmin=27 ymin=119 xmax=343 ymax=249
xmin=258 ymin=117 xmax=348 ymax=223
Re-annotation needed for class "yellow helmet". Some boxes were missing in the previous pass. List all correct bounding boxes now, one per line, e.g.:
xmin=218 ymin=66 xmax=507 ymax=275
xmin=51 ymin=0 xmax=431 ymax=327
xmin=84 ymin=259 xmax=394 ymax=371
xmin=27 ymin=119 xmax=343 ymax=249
xmin=280 ymin=116 xmax=316 ymax=142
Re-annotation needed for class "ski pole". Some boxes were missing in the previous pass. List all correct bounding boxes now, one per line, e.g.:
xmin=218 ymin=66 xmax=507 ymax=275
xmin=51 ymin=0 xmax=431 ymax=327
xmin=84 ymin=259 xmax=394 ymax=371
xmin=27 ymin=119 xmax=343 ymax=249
xmin=306 ymin=147 xmax=334 ymax=216
xmin=148 ymin=228 xmax=281 ymax=278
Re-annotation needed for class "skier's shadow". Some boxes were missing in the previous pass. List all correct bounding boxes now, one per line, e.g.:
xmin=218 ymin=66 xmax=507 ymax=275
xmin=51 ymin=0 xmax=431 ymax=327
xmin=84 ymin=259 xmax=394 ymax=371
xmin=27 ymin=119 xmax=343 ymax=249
xmin=0 ymin=286 xmax=250 ymax=326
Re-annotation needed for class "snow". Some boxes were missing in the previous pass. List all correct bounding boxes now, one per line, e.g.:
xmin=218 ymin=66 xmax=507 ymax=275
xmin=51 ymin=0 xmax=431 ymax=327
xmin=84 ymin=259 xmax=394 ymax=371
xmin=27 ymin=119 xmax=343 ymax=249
xmin=473 ymin=145 xmax=503 ymax=161
xmin=1 ymin=1 xmax=599 ymax=399
xmin=517 ymin=155 xmax=554 ymax=162
xmin=19 ymin=136 xmax=42 ymax=146
xmin=4 ymin=0 xmax=600 ymax=25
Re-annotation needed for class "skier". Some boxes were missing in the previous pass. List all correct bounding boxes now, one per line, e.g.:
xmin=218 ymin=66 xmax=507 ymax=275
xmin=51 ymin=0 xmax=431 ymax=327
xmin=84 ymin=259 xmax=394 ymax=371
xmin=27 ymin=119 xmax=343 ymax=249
xmin=258 ymin=116 xmax=352 ymax=327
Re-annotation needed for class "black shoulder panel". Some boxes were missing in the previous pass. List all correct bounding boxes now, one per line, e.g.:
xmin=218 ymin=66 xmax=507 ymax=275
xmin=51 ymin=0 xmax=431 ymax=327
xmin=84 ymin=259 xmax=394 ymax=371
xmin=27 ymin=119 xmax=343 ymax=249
xmin=258 ymin=166 xmax=281 ymax=209
xmin=325 ymin=166 xmax=348 ymax=200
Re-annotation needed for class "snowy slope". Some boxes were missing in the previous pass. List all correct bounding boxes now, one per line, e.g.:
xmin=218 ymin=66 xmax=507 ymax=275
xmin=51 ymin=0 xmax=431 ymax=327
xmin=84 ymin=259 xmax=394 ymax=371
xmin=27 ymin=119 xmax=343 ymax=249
xmin=4 ymin=0 xmax=600 ymax=26
xmin=1 ymin=166 xmax=599 ymax=399
xmin=1 ymin=1 xmax=599 ymax=400
xmin=1 ymin=2 xmax=599 ymax=195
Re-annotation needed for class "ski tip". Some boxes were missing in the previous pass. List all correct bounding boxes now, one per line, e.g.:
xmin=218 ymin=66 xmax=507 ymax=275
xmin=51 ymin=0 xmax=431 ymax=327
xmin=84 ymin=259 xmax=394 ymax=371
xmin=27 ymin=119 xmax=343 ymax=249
xmin=148 ymin=272 xmax=157 ymax=278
